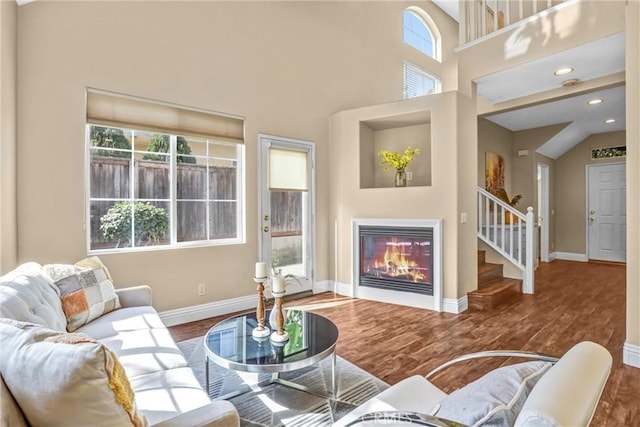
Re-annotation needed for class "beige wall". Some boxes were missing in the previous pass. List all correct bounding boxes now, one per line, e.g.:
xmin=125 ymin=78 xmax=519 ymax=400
xmin=0 ymin=1 xmax=18 ymax=274
xmin=555 ymin=131 xmax=626 ymax=255
xmin=15 ymin=1 xmax=458 ymax=311
xmin=625 ymin=0 xmax=639 ymax=351
xmin=329 ymin=91 xmax=477 ymax=300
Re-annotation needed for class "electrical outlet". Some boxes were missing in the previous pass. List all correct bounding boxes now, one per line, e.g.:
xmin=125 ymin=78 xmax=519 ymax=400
xmin=197 ymin=283 xmax=206 ymax=296
xmin=406 ymin=171 xmax=413 ymax=180
xmin=460 ymin=212 xmax=467 ymax=223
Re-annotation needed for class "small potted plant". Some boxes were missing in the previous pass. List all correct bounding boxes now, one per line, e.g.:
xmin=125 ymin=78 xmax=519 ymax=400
xmin=495 ymin=188 xmax=522 ymax=224
xmin=378 ymin=146 xmax=420 ymax=187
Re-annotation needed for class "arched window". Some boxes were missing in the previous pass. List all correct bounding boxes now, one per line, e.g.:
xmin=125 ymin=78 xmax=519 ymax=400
xmin=403 ymin=8 xmax=440 ymax=61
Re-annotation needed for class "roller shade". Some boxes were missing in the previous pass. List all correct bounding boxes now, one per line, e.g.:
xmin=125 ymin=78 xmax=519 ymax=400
xmin=86 ymin=89 xmax=244 ymax=144
xmin=269 ymin=148 xmax=308 ymax=191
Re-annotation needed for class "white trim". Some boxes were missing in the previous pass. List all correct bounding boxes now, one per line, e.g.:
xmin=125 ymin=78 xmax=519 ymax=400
xmin=313 ymin=280 xmax=331 ymax=294
xmin=335 ymin=281 xmax=354 ymax=297
xmin=258 ymin=134 xmax=316 ymax=291
xmin=537 ymin=163 xmax=550 ymax=262
xmin=554 ymin=252 xmax=588 ymax=262
xmin=623 ymin=342 xmax=640 ymax=368
xmin=548 ymin=252 xmax=558 ymax=261
xmin=159 ymin=294 xmax=255 ymax=327
xmin=443 ymin=296 xmax=468 ymax=314
xmin=352 ymin=217 xmax=443 ymax=312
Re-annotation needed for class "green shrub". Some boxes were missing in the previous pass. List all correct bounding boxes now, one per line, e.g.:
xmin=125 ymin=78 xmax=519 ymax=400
xmin=100 ymin=202 xmax=168 ymax=247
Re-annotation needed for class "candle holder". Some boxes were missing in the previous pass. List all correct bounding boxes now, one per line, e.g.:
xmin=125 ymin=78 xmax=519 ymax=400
xmin=252 ymin=277 xmax=270 ymax=338
xmin=270 ymin=290 xmax=289 ymax=344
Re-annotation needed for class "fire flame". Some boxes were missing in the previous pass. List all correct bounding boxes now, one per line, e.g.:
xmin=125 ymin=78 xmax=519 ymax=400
xmin=371 ymin=238 xmax=426 ymax=282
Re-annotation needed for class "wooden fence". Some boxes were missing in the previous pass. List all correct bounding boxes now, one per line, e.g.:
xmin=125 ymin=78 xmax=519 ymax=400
xmin=90 ymin=156 xmax=301 ymax=247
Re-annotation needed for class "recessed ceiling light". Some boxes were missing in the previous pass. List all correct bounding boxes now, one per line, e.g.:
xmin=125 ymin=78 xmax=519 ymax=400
xmin=562 ymin=79 xmax=579 ymax=87
xmin=604 ymin=118 xmax=616 ymax=124
xmin=554 ymin=67 xmax=574 ymax=76
xmin=588 ymin=99 xmax=603 ymax=105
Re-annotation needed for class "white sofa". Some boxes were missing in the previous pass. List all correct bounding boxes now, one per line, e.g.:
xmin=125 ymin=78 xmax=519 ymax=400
xmin=0 ymin=262 xmax=239 ymax=427
xmin=335 ymin=341 xmax=612 ymax=427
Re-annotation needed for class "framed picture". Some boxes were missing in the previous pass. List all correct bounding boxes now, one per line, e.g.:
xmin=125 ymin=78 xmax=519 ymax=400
xmin=485 ymin=152 xmax=505 ymax=195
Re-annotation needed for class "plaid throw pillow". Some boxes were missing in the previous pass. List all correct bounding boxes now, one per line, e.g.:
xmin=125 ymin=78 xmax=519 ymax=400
xmin=44 ymin=257 xmax=121 ymax=332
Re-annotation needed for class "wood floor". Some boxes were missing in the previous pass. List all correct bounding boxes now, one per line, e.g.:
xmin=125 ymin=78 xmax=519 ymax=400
xmin=169 ymin=260 xmax=639 ymax=426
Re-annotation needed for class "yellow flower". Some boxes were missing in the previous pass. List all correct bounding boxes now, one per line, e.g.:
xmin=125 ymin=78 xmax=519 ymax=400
xmin=378 ymin=147 xmax=420 ymax=172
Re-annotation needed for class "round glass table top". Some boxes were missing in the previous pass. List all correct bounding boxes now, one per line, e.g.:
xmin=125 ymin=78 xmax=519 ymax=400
xmin=203 ymin=309 xmax=339 ymax=373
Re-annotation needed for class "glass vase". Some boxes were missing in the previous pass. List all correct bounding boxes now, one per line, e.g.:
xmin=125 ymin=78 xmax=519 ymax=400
xmin=395 ymin=170 xmax=407 ymax=187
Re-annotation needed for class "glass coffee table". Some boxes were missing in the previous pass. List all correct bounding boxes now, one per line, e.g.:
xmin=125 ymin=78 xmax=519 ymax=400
xmin=204 ymin=309 xmax=339 ymax=399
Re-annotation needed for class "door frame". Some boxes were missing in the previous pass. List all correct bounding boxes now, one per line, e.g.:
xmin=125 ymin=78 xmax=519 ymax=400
xmin=537 ymin=163 xmax=550 ymax=262
xmin=585 ymin=161 xmax=626 ymax=262
xmin=257 ymin=133 xmax=316 ymax=290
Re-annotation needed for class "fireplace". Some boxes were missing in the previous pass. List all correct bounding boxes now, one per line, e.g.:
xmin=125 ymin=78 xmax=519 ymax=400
xmin=359 ymin=226 xmax=433 ymax=295
xmin=352 ymin=218 xmax=442 ymax=311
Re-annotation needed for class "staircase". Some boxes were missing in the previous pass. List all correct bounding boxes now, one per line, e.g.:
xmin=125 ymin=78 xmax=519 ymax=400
xmin=468 ymin=250 xmax=522 ymax=310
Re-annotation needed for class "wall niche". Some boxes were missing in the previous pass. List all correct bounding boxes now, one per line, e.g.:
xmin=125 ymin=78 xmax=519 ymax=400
xmin=359 ymin=111 xmax=432 ymax=189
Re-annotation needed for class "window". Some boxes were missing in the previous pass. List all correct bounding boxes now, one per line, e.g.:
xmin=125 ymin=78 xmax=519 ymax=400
xmin=403 ymin=61 xmax=441 ymax=99
xmin=86 ymin=90 xmax=245 ymax=252
xmin=591 ymin=146 xmax=626 ymax=160
xmin=403 ymin=9 xmax=438 ymax=60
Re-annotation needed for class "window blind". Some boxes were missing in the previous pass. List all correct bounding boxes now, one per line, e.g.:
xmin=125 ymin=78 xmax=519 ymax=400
xmin=86 ymin=88 xmax=244 ymax=144
xmin=403 ymin=62 xmax=441 ymax=99
xmin=269 ymin=148 xmax=308 ymax=191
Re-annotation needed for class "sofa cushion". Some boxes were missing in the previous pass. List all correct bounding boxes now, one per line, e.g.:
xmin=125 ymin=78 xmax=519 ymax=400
xmin=0 ymin=262 xmax=67 ymax=331
xmin=0 ymin=319 xmax=147 ymax=427
xmin=76 ymin=305 xmax=166 ymax=340
xmin=44 ymin=257 xmax=121 ymax=332
xmin=96 ymin=328 xmax=190 ymax=378
xmin=433 ymin=361 xmax=552 ymax=427
xmin=128 ymin=367 xmax=213 ymax=425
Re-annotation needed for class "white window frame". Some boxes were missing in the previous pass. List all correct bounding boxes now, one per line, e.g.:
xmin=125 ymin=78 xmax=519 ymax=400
xmin=403 ymin=61 xmax=442 ymax=99
xmin=403 ymin=7 xmax=442 ymax=62
xmin=85 ymin=125 xmax=245 ymax=254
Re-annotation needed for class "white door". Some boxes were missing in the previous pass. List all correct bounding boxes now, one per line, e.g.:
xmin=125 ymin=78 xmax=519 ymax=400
xmin=537 ymin=163 xmax=550 ymax=262
xmin=588 ymin=163 xmax=626 ymax=262
xmin=258 ymin=134 xmax=315 ymax=294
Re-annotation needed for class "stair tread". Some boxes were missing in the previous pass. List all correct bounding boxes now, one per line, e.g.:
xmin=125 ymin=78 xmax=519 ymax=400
xmin=472 ymin=278 xmax=521 ymax=295
xmin=478 ymin=262 xmax=502 ymax=273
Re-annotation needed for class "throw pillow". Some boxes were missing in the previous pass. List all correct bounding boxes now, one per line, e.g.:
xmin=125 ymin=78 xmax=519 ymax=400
xmin=44 ymin=256 xmax=120 ymax=332
xmin=433 ymin=361 xmax=552 ymax=427
xmin=0 ymin=319 xmax=147 ymax=427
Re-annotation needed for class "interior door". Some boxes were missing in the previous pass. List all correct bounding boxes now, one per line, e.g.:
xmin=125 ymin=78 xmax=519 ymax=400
xmin=588 ymin=163 xmax=626 ymax=262
xmin=259 ymin=134 xmax=315 ymax=294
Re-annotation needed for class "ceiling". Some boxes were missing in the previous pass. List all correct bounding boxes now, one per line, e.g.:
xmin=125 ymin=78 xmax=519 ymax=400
xmin=478 ymin=32 xmax=626 ymax=159
xmin=429 ymin=1 xmax=626 ymax=160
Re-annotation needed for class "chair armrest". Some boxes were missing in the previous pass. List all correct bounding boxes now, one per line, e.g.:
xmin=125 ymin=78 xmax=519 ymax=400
xmin=425 ymin=350 xmax=559 ymax=379
xmin=343 ymin=411 xmax=466 ymax=427
xmin=152 ymin=401 xmax=239 ymax=427
xmin=115 ymin=285 xmax=152 ymax=307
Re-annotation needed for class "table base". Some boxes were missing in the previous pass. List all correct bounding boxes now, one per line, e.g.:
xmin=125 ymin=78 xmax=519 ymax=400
xmin=207 ymin=351 xmax=337 ymax=401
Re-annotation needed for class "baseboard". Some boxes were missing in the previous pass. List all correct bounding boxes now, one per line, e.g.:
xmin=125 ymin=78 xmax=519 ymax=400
xmin=443 ymin=296 xmax=468 ymax=314
xmin=159 ymin=294 xmax=255 ymax=327
xmin=553 ymin=252 xmax=588 ymax=262
xmin=623 ymin=342 xmax=640 ymax=368
xmin=548 ymin=252 xmax=557 ymax=261
xmin=313 ymin=280 xmax=332 ymax=294
xmin=334 ymin=281 xmax=353 ymax=297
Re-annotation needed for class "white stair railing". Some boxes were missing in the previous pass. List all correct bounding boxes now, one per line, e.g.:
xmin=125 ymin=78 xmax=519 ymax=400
xmin=463 ymin=0 xmax=566 ymax=43
xmin=477 ymin=187 xmax=535 ymax=293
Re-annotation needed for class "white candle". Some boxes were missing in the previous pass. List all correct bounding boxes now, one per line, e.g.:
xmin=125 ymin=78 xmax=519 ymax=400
xmin=255 ymin=262 xmax=267 ymax=279
xmin=272 ymin=276 xmax=285 ymax=293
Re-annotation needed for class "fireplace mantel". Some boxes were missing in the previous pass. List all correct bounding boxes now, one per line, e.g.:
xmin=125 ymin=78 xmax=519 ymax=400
xmin=352 ymin=218 xmax=443 ymax=311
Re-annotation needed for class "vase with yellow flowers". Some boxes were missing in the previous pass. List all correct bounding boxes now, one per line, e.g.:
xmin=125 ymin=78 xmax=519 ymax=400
xmin=378 ymin=147 xmax=420 ymax=187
